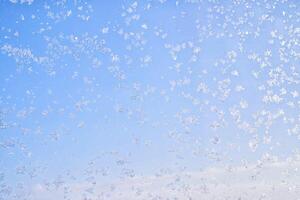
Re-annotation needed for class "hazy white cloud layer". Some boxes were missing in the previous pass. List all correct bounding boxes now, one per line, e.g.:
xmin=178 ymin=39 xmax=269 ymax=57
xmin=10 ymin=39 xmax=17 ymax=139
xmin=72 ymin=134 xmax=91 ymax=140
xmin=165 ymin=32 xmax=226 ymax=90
xmin=30 ymin=160 xmax=300 ymax=200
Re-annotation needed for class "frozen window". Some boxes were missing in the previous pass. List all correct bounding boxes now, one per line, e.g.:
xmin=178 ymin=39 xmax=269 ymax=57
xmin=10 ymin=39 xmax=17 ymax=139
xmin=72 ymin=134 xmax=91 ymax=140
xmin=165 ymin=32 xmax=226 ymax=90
xmin=1 ymin=1 xmax=300 ymax=199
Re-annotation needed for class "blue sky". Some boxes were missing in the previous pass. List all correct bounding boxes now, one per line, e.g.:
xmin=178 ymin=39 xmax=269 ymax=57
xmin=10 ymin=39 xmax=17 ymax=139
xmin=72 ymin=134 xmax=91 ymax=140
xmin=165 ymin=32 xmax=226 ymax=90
xmin=1 ymin=0 xmax=300 ymax=199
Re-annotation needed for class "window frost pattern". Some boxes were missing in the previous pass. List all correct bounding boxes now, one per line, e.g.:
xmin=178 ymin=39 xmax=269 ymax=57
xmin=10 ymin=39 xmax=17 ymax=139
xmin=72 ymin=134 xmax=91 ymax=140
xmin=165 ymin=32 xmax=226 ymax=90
xmin=1 ymin=0 xmax=300 ymax=199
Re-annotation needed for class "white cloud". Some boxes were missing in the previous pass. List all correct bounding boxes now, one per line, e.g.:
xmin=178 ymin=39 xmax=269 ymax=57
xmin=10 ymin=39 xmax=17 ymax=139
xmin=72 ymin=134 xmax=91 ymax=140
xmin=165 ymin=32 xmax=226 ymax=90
xmin=30 ymin=160 xmax=300 ymax=200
